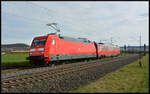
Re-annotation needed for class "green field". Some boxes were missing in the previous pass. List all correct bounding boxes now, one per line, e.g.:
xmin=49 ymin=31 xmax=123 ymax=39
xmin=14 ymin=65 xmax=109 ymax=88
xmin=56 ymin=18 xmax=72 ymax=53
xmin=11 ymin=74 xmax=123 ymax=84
xmin=1 ymin=54 xmax=29 ymax=63
xmin=1 ymin=53 xmax=30 ymax=70
xmin=70 ymin=54 xmax=149 ymax=93
xmin=1 ymin=53 xmax=126 ymax=63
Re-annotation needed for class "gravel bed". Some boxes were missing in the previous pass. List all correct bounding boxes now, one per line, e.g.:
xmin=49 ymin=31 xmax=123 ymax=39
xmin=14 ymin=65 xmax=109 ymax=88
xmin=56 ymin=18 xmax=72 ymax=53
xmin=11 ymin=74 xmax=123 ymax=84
xmin=2 ymin=54 xmax=139 ymax=93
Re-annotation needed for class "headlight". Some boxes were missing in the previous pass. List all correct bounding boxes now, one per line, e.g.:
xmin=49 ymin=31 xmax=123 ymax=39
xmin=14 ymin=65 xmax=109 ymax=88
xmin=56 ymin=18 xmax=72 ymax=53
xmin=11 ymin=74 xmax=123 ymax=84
xmin=38 ymin=48 xmax=44 ymax=51
xmin=30 ymin=53 xmax=32 ymax=55
xmin=30 ymin=49 xmax=36 ymax=51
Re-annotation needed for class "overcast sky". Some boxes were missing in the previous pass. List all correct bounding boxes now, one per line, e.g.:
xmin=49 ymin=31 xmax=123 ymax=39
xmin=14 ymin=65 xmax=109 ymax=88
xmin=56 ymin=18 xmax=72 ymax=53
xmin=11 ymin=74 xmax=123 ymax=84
xmin=2 ymin=1 xmax=149 ymax=46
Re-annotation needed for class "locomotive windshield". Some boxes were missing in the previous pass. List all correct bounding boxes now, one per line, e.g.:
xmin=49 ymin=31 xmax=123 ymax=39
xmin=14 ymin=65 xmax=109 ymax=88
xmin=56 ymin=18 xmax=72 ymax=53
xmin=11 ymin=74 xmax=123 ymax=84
xmin=31 ymin=38 xmax=46 ymax=46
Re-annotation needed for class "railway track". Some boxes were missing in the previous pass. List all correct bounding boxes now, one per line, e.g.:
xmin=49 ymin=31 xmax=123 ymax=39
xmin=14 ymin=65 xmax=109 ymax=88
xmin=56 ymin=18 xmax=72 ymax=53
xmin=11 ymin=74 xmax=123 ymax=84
xmin=2 ymin=54 xmax=139 ymax=92
xmin=2 ymin=55 xmax=125 ymax=80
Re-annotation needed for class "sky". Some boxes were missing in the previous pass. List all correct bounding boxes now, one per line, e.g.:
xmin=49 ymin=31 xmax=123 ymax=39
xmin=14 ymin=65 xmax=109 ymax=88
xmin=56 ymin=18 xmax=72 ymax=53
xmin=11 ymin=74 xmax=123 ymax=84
xmin=1 ymin=1 xmax=149 ymax=46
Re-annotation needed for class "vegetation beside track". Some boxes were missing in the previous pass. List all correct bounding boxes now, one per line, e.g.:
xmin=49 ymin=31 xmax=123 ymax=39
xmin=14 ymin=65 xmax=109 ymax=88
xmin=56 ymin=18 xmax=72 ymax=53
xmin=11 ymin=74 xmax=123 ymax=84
xmin=70 ymin=53 xmax=149 ymax=93
xmin=1 ymin=54 xmax=30 ymax=70
xmin=1 ymin=53 xmax=130 ymax=70
xmin=2 ymin=53 xmax=29 ymax=63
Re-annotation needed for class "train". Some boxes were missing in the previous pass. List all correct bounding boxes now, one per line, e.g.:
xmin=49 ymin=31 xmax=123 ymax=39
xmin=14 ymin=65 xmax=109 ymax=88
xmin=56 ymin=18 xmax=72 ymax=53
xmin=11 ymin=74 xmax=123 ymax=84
xmin=27 ymin=33 xmax=120 ymax=65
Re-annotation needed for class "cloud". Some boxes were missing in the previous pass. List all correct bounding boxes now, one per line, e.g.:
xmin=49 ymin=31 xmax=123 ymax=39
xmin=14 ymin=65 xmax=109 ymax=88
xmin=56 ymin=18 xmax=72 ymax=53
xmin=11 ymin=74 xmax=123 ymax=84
xmin=2 ymin=1 xmax=149 ymax=46
xmin=140 ymin=13 xmax=149 ymax=17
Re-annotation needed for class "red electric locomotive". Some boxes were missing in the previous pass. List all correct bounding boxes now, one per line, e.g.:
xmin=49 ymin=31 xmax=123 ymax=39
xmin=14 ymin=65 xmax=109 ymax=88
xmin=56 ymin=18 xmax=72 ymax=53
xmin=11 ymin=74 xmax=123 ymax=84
xmin=27 ymin=33 xmax=97 ymax=65
xmin=27 ymin=33 xmax=120 ymax=65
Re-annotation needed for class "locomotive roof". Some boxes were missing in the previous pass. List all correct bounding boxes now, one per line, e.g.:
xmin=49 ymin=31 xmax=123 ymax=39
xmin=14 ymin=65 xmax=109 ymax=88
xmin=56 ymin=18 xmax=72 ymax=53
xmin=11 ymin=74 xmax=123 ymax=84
xmin=38 ymin=33 xmax=90 ymax=43
xmin=34 ymin=33 xmax=118 ymax=47
xmin=34 ymin=35 xmax=48 ymax=39
xmin=59 ymin=35 xmax=90 ymax=43
xmin=97 ymin=42 xmax=118 ymax=47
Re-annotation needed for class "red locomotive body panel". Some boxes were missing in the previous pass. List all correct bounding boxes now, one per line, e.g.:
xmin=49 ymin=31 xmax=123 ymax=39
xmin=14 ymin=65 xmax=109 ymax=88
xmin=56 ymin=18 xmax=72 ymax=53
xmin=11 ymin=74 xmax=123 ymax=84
xmin=47 ymin=34 xmax=97 ymax=62
xmin=57 ymin=40 xmax=96 ymax=54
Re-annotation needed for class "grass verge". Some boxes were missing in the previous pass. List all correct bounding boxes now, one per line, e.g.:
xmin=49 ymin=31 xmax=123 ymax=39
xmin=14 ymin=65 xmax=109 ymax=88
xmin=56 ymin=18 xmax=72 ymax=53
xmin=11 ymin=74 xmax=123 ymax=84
xmin=70 ymin=53 xmax=149 ymax=93
xmin=1 ymin=54 xmax=28 ymax=63
xmin=1 ymin=61 xmax=31 ymax=70
xmin=1 ymin=54 xmax=30 ymax=70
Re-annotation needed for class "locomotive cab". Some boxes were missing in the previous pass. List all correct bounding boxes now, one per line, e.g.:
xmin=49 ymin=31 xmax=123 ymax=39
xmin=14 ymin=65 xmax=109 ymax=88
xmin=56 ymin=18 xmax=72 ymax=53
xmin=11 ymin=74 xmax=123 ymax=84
xmin=30 ymin=38 xmax=46 ymax=55
xmin=27 ymin=35 xmax=48 ymax=64
xmin=27 ymin=33 xmax=58 ymax=65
